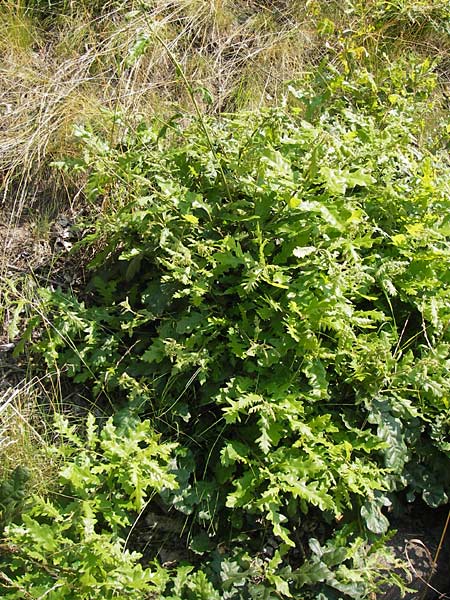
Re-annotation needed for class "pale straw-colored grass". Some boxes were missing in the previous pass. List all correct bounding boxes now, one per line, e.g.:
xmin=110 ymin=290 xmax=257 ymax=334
xmin=0 ymin=1 xmax=321 ymax=215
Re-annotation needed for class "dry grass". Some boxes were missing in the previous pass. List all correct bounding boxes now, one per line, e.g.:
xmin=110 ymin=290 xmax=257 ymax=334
xmin=0 ymin=375 xmax=61 ymax=492
xmin=1 ymin=0 xmax=449 ymax=213
xmin=1 ymin=0 xmax=447 ymax=219
xmin=0 ymin=1 xmax=323 ymax=216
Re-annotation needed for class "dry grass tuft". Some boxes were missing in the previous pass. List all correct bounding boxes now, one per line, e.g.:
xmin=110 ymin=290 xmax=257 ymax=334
xmin=0 ymin=376 xmax=61 ymax=492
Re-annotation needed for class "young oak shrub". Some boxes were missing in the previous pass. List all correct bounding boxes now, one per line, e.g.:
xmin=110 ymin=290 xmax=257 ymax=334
xmin=19 ymin=58 xmax=450 ymax=597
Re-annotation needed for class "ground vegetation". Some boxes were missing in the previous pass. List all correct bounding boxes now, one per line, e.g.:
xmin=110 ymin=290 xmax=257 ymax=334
xmin=1 ymin=1 xmax=450 ymax=599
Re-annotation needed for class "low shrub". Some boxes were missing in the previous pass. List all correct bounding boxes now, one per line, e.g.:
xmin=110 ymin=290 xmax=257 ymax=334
xmin=3 ymin=58 xmax=449 ymax=598
xmin=0 ymin=415 xmax=177 ymax=599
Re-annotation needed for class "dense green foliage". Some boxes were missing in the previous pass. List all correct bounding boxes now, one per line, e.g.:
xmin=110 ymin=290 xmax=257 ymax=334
xmin=0 ymin=466 xmax=30 ymax=533
xmin=2 ymin=24 xmax=450 ymax=597
xmin=0 ymin=415 xmax=177 ymax=599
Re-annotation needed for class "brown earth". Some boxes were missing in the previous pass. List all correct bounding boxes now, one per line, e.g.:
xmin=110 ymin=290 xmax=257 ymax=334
xmin=381 ymin=505 xmax=450 ymax=600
